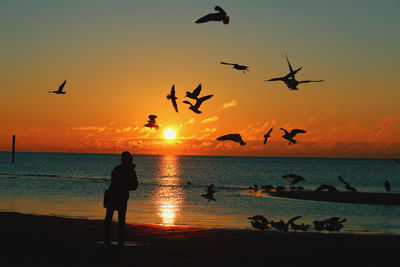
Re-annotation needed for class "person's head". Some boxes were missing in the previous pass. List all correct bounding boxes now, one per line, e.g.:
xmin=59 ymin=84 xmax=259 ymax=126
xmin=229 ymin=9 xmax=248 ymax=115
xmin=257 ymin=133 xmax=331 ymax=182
xmin=121 ymin=151 xmax=133 ymax=165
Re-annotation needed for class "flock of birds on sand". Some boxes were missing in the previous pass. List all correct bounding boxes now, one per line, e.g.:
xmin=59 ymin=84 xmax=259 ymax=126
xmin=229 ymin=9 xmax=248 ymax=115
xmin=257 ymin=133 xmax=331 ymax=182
xmin=248 ymin=215 xmax=346 ymax=233
xmin=47 ymin=5 xmax=397 ymax=233
xmin=49 ymin=5 xmax=321 ymax=147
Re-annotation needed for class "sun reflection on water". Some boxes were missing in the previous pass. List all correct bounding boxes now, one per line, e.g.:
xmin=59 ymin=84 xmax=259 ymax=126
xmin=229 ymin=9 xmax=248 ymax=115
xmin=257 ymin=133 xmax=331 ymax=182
xmin=155 ymin=155 xmax=183 ymax=226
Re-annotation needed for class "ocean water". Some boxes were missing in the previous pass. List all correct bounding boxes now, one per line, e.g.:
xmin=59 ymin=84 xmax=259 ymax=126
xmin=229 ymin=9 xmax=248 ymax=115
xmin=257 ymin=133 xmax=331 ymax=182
xmin=0 ymin=152 xmax=399 ymax=235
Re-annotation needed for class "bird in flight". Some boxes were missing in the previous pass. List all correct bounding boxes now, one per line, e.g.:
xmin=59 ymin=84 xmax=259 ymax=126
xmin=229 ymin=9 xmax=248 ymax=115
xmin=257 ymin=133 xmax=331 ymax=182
xmin=263 ymin=128 xmax=273 ymax=145
xmin=166 ymin=84 xmax=179 ymax=113
xmin=195 ymin=6 xmax=230 ymax=25
xmin=217 ymin=134 xmax=246 ymax=146
xmin=185 ymin=84 xmax=202 ymax=100
xmin=201 ymin=184 xmax=216 ymax=201
xmin=49 ymin=80 xmax=67 ymax=94
xmin=280 ymin=128 xmax=306 ymax=145
xmin=144 ymin=115 xmax=159 ymax=129
xmin=282 ymin=174 xmax=305 ymax=184
xmin=266 ymin=54 xmax=323 ymax=90
xmin=183 ymin=94 xmax=213 ymax=114
xmin=220 ymin=62 xmax=249 ymax=74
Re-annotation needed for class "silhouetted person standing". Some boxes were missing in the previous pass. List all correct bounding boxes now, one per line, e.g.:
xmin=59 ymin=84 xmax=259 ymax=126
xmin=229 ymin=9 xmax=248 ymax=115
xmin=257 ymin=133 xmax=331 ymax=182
xmin=384 ymin=180 xmax=391 ymax=192
xmin=104 ymin=151 xmax=138 ymax=246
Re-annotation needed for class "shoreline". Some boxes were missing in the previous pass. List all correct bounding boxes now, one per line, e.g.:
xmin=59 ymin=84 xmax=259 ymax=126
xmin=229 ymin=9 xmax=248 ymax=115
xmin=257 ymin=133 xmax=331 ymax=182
xmin=2 ymin=211 xmax=399 ymax=266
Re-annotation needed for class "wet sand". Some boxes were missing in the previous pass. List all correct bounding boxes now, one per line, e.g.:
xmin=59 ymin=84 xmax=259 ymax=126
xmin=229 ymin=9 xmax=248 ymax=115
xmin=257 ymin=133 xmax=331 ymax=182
xmin=1 ymin=211 xmax=399 ymax=266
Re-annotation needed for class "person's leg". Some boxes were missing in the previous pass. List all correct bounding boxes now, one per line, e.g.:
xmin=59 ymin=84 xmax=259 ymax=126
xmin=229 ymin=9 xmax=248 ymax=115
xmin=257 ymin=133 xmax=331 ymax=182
xmin=104 ymin=208 xmax=114 ymax=245
xmin=117 ymin=203 xmax=127 ymax=245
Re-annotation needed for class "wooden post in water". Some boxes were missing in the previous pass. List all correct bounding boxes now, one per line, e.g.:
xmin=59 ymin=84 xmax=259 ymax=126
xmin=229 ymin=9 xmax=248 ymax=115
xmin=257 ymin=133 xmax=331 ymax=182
xmin=12 ymin=135 xmax=15 ymax=163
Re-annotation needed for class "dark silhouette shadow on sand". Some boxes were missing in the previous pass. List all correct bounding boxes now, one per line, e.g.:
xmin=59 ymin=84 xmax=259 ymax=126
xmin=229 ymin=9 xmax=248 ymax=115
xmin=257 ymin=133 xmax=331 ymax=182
xmin=220 ymin=62 xmax=249 ymax=73
xmin=104 ymin=151 xmax=138 ymax=246
xmin=217 ymin=134 xmax=246 ymax=146
xmin=195 ymin=6 xmax=230 ymax=25
xmin=144 ymin=115 xmax=159 ymax=129
xmin=49 ymin=80 xmax=67 ymax=94
xmin=266 ymin=54 xmax=323 ymax=90
xmin=280 ymin=128 xmax=306 ymax=145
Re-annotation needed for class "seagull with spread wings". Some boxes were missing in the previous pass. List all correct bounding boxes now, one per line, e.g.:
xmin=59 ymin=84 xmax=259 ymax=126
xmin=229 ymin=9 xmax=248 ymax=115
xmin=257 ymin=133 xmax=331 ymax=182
xmin=266 ymin=54 xmax=323 ymax=90
xmin=195 ymin=6 xmax=230 ymax=25
xmin=166 ymin=84 xmax=179 ymax=113
xmin=185 ymin=84 xmax=202 ymax=100
xmin=49 ymin=80 xmax=67 ymax=94
xmin=144 ymin=115 xmax=159 ymax=129
xmin=220 ymin=62 xmax=249 ymax=73
xmin=280 ymin=128 xmax=307 ymax=145
xmin=263 ymin=128 xmax=273 ymax=145
xmin=217 ymin=134 xmax=246 ymax=146
xmin=183 ymin=94 xmax=213 ymax=114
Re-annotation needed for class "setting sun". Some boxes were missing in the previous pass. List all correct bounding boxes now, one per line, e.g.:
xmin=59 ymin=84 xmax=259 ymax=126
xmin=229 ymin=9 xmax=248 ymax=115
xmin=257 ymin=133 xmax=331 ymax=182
xmin=164 ymin=128 xmax=177 ymax=140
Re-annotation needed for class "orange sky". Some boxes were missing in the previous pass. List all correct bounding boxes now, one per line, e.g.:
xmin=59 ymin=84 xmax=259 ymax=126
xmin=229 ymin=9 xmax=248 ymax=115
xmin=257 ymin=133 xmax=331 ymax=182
xmin=1 ymin=1 xmax=399 ymax=158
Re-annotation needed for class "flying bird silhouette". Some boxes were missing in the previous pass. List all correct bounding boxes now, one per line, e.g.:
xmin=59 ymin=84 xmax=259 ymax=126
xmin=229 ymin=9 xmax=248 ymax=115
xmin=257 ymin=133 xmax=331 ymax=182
xmin=282 ymin=174 xmax=305 ymax=185
xmin=144 ymin=115 xmax=159 ymax=129
xmin=217 ymin=134 xmax=246 ymax=146
xmin=220 ymin=62 xmax=249 ymax=73
xmin=280 ymin=128 xmax=307 ymax=145
xmin=49 ymin=80 xmax=67 ymax=94
xmin=183 ymin=94 xmax=213 ymax=114
xmin=263 ymin=128 xmax=273 ymax=145
xmin=201 ymin=184 xmax=216 ymax=201
xmin=185 ymin=84 xmax=202 ymax=100
xmin=166 ymin=84 xmax=179 ymax=113
xmin=266 ymin=54 xmax=323 ymax=90
xmin=248 ymin=215 xmax=270 ymax=230
xmin=195 ymin=6 xmax=230 ymax=25
xmin=338 ymin=176 xmax=357 ymax=192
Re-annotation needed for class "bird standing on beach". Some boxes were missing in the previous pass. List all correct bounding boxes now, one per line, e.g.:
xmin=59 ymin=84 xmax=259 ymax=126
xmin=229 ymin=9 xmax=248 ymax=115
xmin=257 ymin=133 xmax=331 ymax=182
xmin=166 ymin=85 xmax=179 ymax=113
xmin=338 ymin=176 xmax=357 ymax=193
xmin=248 ymin=215 xmax=270 ymax=230
xmin=280 ymin=128 xmax=307 ymax=145
xmin=217 ymin=134 xmax=246 ymax=146
xmin=195 ymin=6 xmax=230 ymax=25
xmin=282 ymin=174 xmax=305 ymax=185
xmin=220 ymin=62 xmax=249 ymax=74
xmin=49 ymin=80 xmax=67 ymax=94
xmin=144 ymin=115 xmax=159 ymax=129
xmin=266 ymin=54 xmax=323 ymax=90
xmin=183 ymin=94 xmax=213 ymax=114
xmin=263 ymin=128 xmax=273 ymax=145
xmin=384 ymin=180 xmax=391 ymax=192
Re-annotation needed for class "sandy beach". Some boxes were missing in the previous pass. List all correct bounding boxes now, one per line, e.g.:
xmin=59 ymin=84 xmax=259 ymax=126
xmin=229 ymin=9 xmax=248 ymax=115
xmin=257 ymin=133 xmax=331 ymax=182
xmin=1 ymin=211 xmax=399 ymax=266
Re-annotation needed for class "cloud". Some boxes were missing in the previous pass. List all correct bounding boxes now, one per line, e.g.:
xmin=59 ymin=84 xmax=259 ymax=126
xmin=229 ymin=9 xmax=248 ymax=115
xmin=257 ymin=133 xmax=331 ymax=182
xmin=203 ymin=127 xmax=217 ymax=133
xmin=201 ymin=116 xmax=219 ymax=124
xmin=219 ymin=100 xmax=237 ymax=110
xmin=374 ymin=115 xmax=397 ymax=130
xmin=185 ymin=118 xmax=196 ymax=125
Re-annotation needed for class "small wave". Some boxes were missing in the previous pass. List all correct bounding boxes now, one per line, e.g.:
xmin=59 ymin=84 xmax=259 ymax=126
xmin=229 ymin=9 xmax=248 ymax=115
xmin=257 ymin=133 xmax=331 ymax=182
xmin=0 ymin=172 xmax=109 ymax=183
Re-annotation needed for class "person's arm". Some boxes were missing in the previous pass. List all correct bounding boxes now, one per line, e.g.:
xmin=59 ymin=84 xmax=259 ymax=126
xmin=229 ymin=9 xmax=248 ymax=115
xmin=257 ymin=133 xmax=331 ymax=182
xmin=129 ymin=167 xmax=138 ymax=190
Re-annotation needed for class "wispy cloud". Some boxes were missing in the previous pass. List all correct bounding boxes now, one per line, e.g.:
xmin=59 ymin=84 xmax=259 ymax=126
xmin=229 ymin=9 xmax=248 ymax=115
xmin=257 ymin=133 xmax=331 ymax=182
xmin=201 ymin=116 xmax=219 ymax=124
xmin=219 ymin=100 xmax=237 ymax=110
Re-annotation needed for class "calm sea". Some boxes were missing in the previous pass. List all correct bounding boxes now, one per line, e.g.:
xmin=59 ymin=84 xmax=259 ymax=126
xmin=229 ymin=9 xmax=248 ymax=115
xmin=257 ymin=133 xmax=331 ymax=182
xmin=0 ymin=152 xmax=399 ymax=235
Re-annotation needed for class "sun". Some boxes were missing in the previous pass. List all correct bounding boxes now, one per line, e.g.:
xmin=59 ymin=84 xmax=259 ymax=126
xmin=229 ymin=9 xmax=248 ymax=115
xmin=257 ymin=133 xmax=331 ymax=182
xmin=163 ymin=128 xmax=177 ymax=140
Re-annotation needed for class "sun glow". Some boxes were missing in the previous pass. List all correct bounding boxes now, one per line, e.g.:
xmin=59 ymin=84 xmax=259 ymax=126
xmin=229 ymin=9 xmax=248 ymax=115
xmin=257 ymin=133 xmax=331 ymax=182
xmin=164 ymin=128 xmax=177 ymax=140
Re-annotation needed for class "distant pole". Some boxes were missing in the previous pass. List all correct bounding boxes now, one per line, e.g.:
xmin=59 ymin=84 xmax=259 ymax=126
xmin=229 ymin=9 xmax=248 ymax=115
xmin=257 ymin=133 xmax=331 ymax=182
xmin=12 ymin=135 xmax=15 ymax=163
